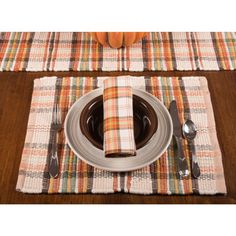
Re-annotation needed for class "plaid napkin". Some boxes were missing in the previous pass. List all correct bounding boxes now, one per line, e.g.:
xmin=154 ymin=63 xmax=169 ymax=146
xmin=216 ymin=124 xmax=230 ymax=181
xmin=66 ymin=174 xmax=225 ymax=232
xmin=16 ymin=76 xmax=226 ymax=195
xmin=103 ymin=77 xmax=136 ymax=157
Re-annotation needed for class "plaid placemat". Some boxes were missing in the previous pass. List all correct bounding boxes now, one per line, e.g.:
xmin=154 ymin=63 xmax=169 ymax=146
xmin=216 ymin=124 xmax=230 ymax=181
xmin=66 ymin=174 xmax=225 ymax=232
xmin=103 ymin=77 xmax=136 ymax=157
xmin=16 ymin=76 xmax=226 ymax=194
xmin=1 ymin=32 xmax=236 ymax=72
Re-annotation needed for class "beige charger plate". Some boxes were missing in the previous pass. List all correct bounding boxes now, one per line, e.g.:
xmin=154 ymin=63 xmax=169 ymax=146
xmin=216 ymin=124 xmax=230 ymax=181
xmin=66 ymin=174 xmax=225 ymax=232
xmin=64 ymin=88 xmax=173 ymax=172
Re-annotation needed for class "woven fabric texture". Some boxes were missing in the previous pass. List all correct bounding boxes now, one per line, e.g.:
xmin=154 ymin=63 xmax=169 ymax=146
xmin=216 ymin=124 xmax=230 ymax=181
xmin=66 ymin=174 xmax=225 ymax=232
xmin=16 ymin=76 xmax=226 ymax=195
xmin=103 ymin=77 xmax=136 ymax=157
xmin=1 ymin=32 xmax=235 ymax=72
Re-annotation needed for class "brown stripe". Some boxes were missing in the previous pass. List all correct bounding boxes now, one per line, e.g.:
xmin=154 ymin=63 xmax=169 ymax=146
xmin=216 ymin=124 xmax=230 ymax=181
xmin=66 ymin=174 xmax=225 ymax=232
xmin=46 ymin=32 xmax=56 ymax=70
xmin=121 ymin=46 xmax=125 ymax=70
xmin=22 ymin=32 xmax=35 ymax=70
xmin=119 ymin=172 xmax=126 ymax=192
xmin=98 ymin=43 xmax=103 ymax=70
xmin=106 ymin=149 xmax=136 ymax=157
xmin=69 ymin=32 xmax=78 ymax=70
xmin=115 ymin=79 xmax=121 ymax=153
xmin=0 ymin=33 xmax=7 ymax=62
xmin=211 ymin=32 xmax=224 ymax=70
xmin=141 ymin=35 xmax=149 ymax=70
xmin=168 ymin=32 xmax=177 ymax=70
xmin=51 ymin=32 xmax=60 ymax=70
xmin=190 ymin=32 xmax=201 ymax=70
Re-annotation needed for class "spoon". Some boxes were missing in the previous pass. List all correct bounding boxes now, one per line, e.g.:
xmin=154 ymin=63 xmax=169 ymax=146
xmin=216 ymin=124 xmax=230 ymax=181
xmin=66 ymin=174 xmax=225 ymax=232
xmin=182 ymin=119 xmax=201 ymax=178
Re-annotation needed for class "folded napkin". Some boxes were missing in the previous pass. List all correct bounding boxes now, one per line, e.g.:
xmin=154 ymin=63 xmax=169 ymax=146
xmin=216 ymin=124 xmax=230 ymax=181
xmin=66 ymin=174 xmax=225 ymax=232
xmin=103 ymin=77 xmax=136 ymax=157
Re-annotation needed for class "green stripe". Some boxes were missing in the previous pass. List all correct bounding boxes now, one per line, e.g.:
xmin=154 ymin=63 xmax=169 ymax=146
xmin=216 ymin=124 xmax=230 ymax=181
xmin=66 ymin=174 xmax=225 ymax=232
xmin=79 ymin=33 xmax=91 ymax=71
xmin=165 ymin=77 xmax=180 ymax=193
xmin=71 ymin=77 xmax=79 ymax=192
xmin=225 ymin=32 xmax=236 ymax=68
xmin=152 ymin=33 xmax=159 ymax=70
xmin=61 ymin=148 xmax=70 ymax=192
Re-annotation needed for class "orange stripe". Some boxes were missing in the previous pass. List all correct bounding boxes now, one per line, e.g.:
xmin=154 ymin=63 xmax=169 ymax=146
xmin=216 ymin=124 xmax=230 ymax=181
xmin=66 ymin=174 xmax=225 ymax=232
xmin=91 ymin=37 xmax=98 ymax=70
xmin=216 ymin=32 xmax=231 ymax=69
xmin=151 ymin=76 xmax=161 ymax=99
xmin=0 ymin=33 xmax=10 ymax=61
xmin=113 ymin=173 xmax=118 ymax=192
xmin=5 ymin=32 xmax=19 ymax=70
xmin=14 ymin=33 xmax=28 ymax=71
xmin=104 ymin=117 xmax=133 ymax=130
xmin=161 ymin=33 xmax=173 ymax=70
xmin=104 ymin=87 xmax=132 ymax=99
xmin=78 ymin=159 xmax=83 ymax=192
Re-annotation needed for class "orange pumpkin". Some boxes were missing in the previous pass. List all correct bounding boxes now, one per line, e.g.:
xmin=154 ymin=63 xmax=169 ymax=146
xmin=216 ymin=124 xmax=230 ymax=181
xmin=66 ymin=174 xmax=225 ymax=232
xmin=90 ymin=32 xmax=147 ymax=48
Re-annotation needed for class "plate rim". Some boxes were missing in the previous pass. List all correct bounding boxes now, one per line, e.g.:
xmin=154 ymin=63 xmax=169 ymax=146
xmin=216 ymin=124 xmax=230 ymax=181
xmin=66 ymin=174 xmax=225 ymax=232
xmin=64 ymin=88 xmax=173 ymax=172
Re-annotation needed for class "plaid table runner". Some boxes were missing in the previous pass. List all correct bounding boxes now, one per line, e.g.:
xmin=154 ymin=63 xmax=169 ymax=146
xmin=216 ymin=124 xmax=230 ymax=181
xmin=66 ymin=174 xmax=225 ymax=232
xmin=1 ymin=32 xmax=236 ymax=72
xmin=103 ymin=77 xmax=136 ymax=157
xmin=16 ymin=76 xmax=226 ymax=194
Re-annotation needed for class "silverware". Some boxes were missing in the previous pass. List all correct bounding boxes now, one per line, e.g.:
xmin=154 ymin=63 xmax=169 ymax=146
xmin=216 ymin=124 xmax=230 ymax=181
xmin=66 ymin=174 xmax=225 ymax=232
xmin=182 ymin=119 xmax=201 ymax=178
xmin=49 ymin=105 xmax=62 ymax=178
xmin=169 ymin=100 xmax=189 ymax=178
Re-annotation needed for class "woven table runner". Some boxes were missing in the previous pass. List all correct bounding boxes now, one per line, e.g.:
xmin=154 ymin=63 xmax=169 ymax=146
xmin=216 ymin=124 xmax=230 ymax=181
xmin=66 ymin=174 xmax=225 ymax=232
xmin=1 ymin=32 xmax=236 ymax=72
xmin=16 ymin=76 xmax=226 ymax=195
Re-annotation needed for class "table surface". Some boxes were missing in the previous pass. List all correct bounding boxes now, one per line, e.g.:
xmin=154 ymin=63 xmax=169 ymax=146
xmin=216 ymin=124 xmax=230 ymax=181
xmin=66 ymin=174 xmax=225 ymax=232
xmin=0 ymin=70 xmax=236 ymax=204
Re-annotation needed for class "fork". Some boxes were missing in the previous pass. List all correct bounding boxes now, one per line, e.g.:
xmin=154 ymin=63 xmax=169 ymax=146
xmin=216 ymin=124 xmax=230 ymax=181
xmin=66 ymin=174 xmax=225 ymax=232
xmin=48 ymin=105 xmax=62 ymax=178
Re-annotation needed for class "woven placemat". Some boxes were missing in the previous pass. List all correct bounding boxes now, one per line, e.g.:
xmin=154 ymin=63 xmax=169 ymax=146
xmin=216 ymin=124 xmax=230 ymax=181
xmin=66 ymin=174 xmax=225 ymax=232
xmin=16 ymin=76 xmax=226 ymax=194
xmin=1 ymin=32 xmax=236 ymax=72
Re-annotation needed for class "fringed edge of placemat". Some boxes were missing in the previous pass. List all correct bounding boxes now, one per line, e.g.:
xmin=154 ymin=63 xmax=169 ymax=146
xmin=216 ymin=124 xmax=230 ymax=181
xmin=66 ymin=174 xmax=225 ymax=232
xmin=199 ymin=77 xmax=227 ymax=194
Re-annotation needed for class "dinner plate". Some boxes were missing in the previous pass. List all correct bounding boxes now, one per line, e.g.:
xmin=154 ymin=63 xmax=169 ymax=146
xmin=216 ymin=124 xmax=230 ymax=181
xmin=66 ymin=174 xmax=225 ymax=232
xmin=80 ymin=94 xmax=158 ymax=150
xmin=64 ymin=88 xmax=173 ymax=172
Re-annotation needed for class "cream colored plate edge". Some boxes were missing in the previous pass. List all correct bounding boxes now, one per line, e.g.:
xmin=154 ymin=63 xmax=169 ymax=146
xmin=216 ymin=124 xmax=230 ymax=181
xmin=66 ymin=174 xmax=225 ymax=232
xmin=64 ymin=88 xmax=173 ymax=172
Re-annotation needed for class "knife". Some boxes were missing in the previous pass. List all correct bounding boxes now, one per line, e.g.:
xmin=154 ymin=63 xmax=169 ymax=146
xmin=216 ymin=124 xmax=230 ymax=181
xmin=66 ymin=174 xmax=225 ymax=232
xmin=169 ymin=100 xmax=189 ymax=178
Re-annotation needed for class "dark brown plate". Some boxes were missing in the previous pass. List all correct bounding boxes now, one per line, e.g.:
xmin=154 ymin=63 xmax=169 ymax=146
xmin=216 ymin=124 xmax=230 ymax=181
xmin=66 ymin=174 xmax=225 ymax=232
xmin=80 ymin=94 xmax=158 ymax=150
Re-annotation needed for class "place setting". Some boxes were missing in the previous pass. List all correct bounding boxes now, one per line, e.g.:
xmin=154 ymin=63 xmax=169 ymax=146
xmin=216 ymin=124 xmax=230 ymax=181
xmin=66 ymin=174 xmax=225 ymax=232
xmin=16 ymin=75 xmax=226 ymax=195
xmin=64 ymin=78 xmax=172 ymax=172
xmin=1 ymin=3 xmax=236 ymax=235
